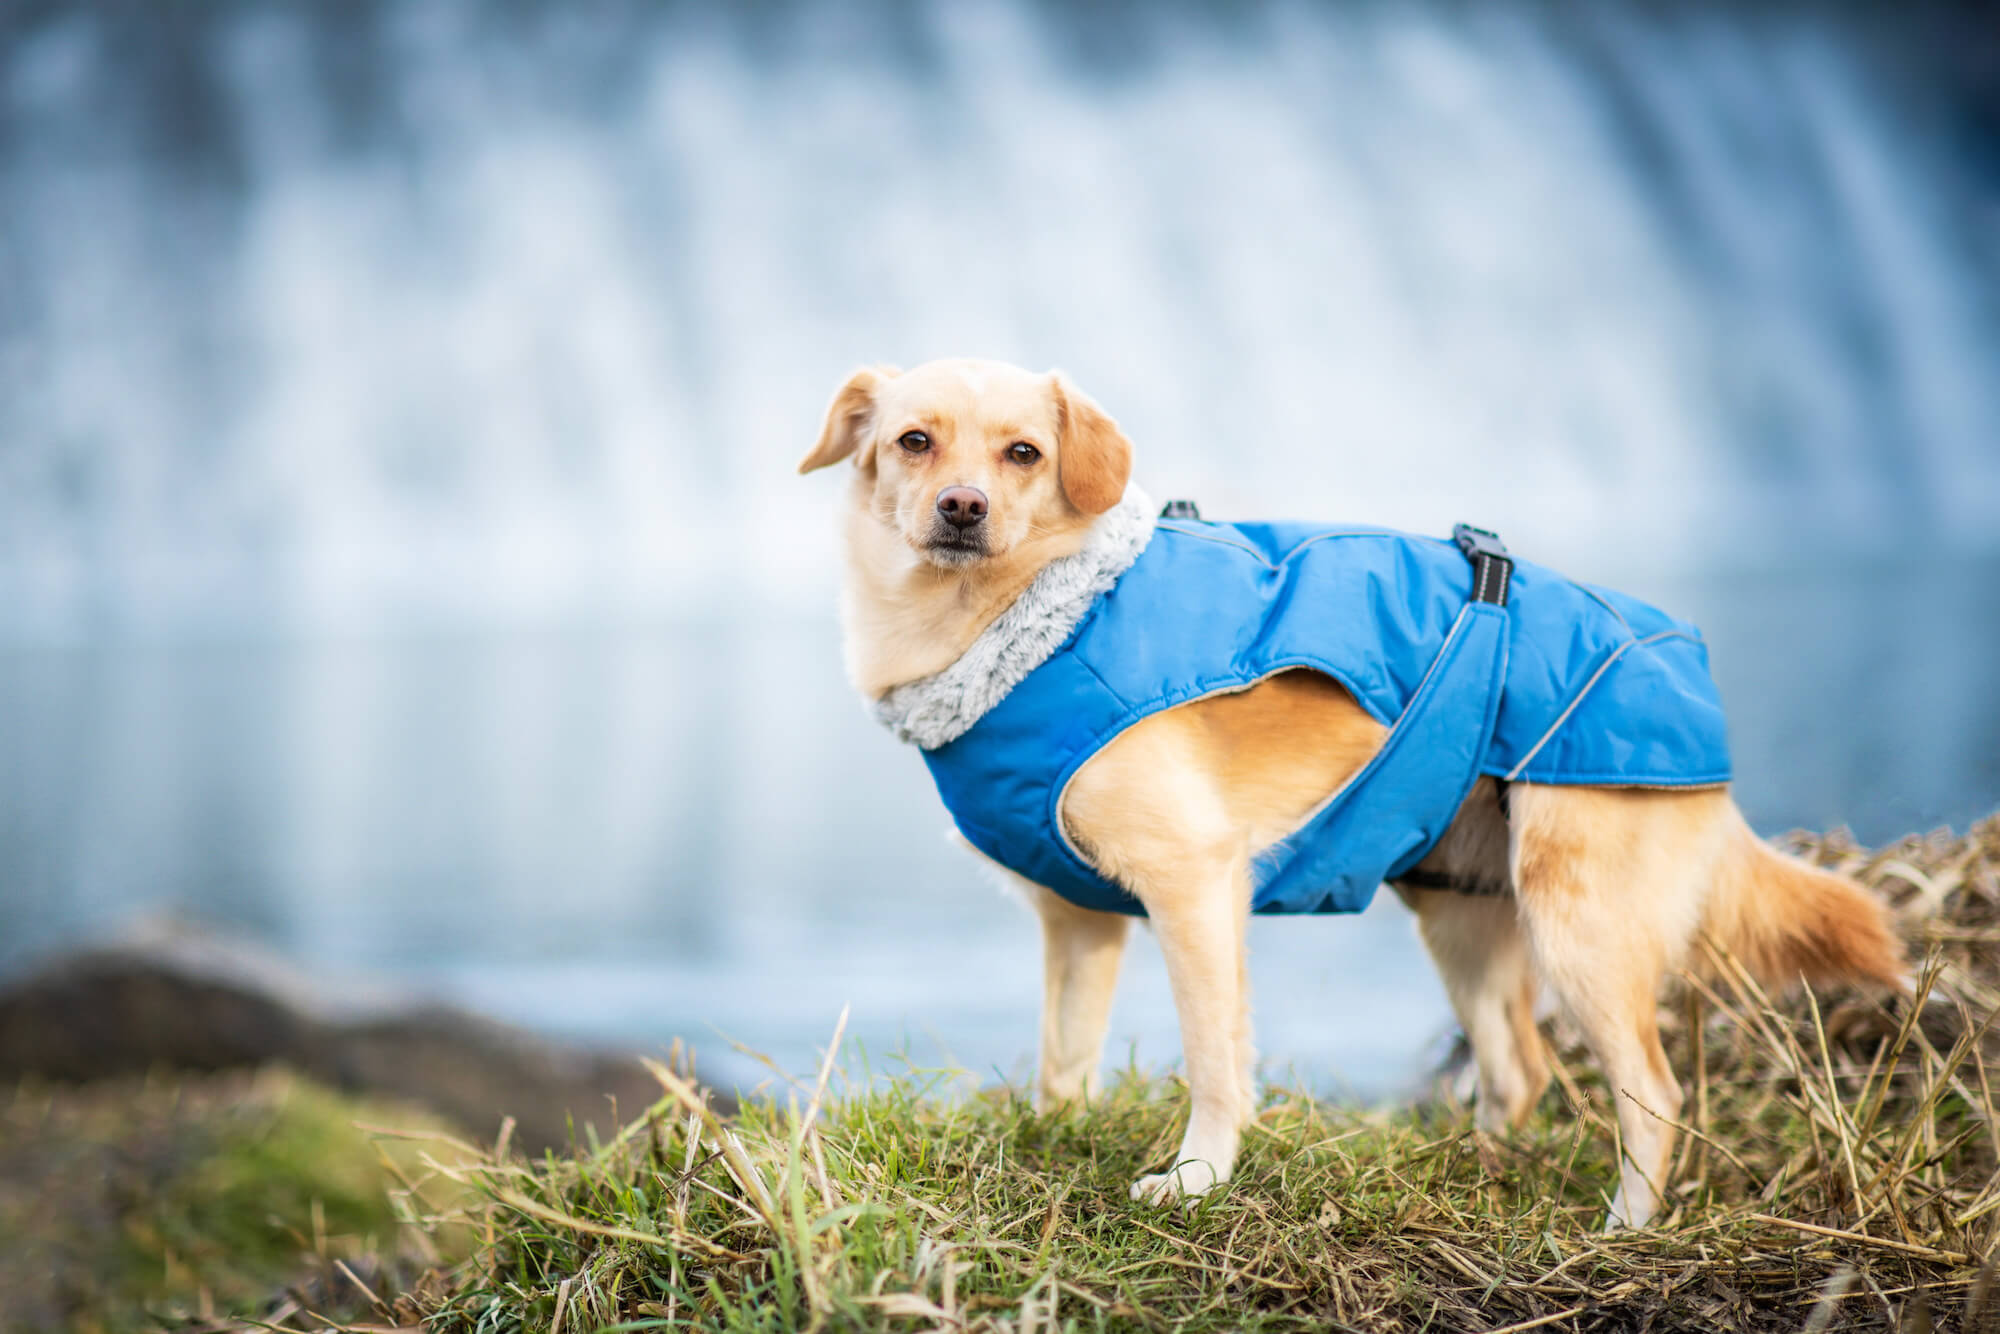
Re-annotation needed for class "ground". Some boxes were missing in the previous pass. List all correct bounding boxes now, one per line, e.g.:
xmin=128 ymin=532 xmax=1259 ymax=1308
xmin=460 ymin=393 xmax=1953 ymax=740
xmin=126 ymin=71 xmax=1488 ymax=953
xmin=5 ymin=815 xmax=1998 ymax=1333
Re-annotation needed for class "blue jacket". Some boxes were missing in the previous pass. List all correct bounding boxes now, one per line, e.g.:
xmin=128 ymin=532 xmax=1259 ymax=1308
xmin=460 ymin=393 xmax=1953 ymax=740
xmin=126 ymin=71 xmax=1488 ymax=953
xmin=921 ymin=517 xmax=1730 ymax=917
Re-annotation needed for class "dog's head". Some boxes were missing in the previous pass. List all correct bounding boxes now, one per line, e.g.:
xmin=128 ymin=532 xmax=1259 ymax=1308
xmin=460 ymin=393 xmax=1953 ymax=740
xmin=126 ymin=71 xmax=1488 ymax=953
xmin=797 ymin=359 xmax=1132 ymax=571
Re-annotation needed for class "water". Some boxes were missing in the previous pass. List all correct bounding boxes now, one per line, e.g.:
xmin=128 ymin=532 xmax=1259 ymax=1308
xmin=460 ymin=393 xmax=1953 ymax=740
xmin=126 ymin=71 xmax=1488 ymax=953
xmin=1 ymin=0 xmax=1996 ymax=1095
xmin=2 ymin=557 xmax=1994 ymax=1096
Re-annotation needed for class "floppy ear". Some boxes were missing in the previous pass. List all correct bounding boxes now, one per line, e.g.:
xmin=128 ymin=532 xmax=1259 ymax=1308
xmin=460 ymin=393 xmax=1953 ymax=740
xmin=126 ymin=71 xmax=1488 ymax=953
xmin=1051 ymin=371 xmax=1133 ymax=515
xmin=799 ymin=366 xmax=899 ymax=474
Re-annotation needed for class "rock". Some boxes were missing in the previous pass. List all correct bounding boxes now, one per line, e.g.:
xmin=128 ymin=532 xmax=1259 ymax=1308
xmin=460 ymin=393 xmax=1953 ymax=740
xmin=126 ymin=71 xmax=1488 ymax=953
xmin=0 ymin=920 xmax=726 ymax=1154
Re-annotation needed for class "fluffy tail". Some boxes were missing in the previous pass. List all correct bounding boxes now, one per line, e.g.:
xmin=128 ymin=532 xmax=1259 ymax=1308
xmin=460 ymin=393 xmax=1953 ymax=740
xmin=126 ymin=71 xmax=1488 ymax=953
xmin=1700 ymin=814 xmax=1907 ymax=994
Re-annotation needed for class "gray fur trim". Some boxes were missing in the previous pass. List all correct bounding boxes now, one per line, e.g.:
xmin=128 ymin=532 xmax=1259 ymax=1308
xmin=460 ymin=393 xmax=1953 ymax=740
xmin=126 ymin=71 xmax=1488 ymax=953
xmin=872 ymin=485 xmax=1157 ymax=749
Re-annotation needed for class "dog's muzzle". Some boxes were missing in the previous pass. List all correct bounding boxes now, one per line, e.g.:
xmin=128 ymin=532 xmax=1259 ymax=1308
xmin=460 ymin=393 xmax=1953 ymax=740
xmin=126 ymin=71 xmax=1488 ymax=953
xmin=925 ymin=486 xmax=990 ymax=563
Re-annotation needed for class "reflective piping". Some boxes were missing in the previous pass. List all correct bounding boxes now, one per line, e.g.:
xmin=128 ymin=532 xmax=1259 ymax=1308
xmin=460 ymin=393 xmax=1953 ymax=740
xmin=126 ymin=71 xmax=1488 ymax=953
xmin=1155 ymin=522 xmax=1417 ymax=572
xmin=1152 ymin=524 xmax=1276 ymax=565
xmin=1273 ymin=528 xmax=1409 ymax=566
xmin=1575 ymin=582 xmax=1636 ymax=634
xmin=1502 ymin=629 xmax=1698 ymax=782
xmin=1048 ymin=665 xmax=1357 ymax=888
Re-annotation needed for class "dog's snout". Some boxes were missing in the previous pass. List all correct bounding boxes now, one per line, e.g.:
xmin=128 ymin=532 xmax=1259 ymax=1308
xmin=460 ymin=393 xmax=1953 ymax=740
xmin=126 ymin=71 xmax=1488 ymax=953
xmin=936 ymin=486 xmax=989 ymax=529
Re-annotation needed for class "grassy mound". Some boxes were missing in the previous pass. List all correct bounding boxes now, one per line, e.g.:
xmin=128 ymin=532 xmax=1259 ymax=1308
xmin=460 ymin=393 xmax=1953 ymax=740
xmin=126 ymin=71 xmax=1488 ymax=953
xmin=390 ymin=817 xmax=2000 ymax=1333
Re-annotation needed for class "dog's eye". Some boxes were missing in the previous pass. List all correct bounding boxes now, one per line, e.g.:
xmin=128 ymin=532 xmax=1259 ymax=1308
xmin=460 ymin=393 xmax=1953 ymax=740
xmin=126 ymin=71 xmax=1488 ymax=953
xmin=1008 ymin=441 xmax=1041 ymax=465
xmin=898 ymin=431 xmax=931 ymax=453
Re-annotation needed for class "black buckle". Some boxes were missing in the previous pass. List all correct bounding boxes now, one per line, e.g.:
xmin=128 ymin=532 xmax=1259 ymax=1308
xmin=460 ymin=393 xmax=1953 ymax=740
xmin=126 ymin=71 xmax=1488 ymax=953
xmin=1160 ymin=499 xmax=1202 ymax=520
xmin=1452 ymin=523 xmax=1513 ymax=606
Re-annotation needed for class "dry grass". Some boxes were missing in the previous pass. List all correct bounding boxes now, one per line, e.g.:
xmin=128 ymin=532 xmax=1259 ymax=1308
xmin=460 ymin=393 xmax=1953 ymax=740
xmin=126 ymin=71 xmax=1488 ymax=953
xmin=341 ymin=815 xmax=2000 ymax=1333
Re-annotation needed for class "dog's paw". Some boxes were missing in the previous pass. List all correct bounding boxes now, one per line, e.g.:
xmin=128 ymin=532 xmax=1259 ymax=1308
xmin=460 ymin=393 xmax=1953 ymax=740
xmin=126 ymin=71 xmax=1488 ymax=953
xmin=1603 ymin=1185 xmax=1657 ymax=1232
xmin=1129 ymin=1160 xmax=1220 ymax=1208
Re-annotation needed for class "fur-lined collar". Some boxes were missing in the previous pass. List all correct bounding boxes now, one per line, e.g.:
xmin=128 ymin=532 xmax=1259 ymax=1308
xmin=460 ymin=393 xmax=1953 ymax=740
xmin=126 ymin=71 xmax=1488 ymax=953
xmin=872 ymin=485 xmax=1157 ymax=749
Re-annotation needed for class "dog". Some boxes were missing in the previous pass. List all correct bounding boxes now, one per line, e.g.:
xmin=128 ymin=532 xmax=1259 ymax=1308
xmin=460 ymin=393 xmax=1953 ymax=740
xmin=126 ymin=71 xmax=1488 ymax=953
xmin=798 ymin=357 xmax=1904 ymax=1229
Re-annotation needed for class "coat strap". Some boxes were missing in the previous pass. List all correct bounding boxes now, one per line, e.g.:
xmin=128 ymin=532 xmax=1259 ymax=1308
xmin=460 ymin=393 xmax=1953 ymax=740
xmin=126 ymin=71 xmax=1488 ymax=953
xmin=1251 ymin=600 xmax=1511 ymax=914
xmin=1453 ymin=523 xmax=1513 ymax=606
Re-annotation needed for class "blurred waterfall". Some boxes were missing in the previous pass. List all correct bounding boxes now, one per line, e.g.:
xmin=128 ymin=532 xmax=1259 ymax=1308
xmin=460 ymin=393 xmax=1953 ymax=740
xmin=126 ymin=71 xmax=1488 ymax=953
xmin=2 ymin=1 xmax=1996 ymax=640
xmin=2 ymin=1 xmax=1996 ymax=1092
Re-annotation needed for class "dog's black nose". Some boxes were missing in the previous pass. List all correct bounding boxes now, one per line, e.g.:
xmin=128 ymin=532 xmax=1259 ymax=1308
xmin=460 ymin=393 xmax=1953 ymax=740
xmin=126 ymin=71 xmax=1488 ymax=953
xmin=936 ymin=486 xmax=989 ymax=529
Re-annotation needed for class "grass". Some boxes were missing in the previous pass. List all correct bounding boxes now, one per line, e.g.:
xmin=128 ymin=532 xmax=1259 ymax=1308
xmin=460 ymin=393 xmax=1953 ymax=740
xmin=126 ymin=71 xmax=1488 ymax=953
xmin=13 ymin=814 xmax=1999 ymax=1332
xmin=355 ymin=814 xmax=2000 ymax=1333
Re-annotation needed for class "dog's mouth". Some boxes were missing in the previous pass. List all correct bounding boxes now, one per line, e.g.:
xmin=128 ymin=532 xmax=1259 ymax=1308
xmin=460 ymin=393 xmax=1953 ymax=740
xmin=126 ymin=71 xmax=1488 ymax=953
xmin=920 ymin=522 xmax=991 ymax=568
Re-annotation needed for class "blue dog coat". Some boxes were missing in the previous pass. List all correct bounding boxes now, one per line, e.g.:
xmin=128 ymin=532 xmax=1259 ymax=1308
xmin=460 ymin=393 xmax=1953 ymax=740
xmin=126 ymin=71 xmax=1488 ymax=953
xmin=889 ymin=502 xmax=1730 ymax=918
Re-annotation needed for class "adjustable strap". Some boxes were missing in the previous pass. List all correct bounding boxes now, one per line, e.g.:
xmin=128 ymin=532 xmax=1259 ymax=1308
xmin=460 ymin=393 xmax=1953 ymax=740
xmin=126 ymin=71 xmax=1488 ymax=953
xmin=1453 ymin=523 xmax=1513 ymax=606
xmin=1252 ymin=600 xmax=1511 ymax=915
xmin=1384 ymin=529 xmax=1514 ymax=899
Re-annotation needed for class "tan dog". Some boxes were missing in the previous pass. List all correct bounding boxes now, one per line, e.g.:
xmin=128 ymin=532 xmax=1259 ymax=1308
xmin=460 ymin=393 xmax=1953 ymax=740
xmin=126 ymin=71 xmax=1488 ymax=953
xmin=798 ymin=357 xmax=1904 ymax=1228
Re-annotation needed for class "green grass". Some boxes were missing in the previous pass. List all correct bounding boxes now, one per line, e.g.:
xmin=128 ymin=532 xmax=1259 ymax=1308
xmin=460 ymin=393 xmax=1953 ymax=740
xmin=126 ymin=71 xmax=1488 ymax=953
xmin=405 ymin=1046 xmax=1988 ymax=1333
xmin=396 ymin=816 xmax=2000 ymax=1334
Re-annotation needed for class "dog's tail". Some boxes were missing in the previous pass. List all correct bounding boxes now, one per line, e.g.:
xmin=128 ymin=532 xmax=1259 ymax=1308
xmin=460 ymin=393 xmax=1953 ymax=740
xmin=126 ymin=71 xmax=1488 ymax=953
xmin=1698 ymin=810 xmax=1906 ymax=994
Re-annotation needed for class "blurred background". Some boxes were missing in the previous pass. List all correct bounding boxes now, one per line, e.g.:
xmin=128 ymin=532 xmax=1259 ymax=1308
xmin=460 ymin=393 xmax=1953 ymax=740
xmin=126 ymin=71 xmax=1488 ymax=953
xmin=1 ymin=0 xmax=1996 ymax=1099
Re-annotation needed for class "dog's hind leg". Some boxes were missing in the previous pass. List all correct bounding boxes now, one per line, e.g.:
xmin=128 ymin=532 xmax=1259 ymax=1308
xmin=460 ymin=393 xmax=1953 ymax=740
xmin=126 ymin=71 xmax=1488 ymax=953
xmin=1025 ymin=881 xmax=1132 ymax=1107
xmin=1509 ymin=783 xmax=1728 ymax=1229
xmin=1400 ymin=888 xmax=1548 ymax=1132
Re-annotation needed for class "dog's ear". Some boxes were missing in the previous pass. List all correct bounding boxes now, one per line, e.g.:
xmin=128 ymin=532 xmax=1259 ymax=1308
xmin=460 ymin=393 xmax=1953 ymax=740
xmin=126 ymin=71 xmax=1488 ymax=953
xmin=799 ymin=366 xmax=899 ymax=474
xmin=1051 ymin=371 xmax=1132 ymax=515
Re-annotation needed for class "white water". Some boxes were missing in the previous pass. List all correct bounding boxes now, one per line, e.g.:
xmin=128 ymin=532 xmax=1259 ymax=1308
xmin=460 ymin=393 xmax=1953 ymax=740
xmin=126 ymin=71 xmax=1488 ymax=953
xmin=2 ymin=1 xmax=1996 ymax=1095
xmin=2 ymin=2 xmax=1995 ymax=640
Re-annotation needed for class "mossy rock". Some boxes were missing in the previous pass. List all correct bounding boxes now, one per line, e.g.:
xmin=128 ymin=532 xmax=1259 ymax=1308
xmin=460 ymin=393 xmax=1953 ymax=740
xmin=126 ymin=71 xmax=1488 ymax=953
xmin=0 ymin=1069 xmax=471 ymax=1333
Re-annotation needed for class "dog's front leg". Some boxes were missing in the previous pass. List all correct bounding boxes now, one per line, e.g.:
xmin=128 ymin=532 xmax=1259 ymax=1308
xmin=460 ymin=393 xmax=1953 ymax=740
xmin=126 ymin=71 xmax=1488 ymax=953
xmin=1062 ymin=717 xmax=1257 ymax=1206
xmin=1128 ymin=849 xmax=1252 ymax=1206
xmin=1028 ymin=882 xmax=1131 ymax=1107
